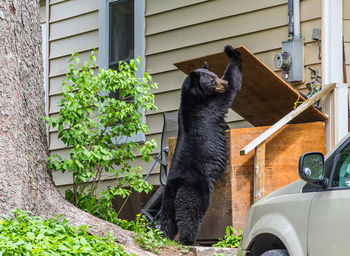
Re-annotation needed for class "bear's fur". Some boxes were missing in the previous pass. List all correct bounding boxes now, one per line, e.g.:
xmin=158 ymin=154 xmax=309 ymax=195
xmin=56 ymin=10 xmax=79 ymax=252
xmin=160 ymin=45 xmax=242 ymax=245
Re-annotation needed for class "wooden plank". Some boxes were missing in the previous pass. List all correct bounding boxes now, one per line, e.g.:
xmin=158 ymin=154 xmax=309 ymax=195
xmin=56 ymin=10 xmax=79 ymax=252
xmin=254 ymin=142 xmax=265 ymax=202
xmin=241 ymin=83 xmax=336 ymax=155
xmin=174 ymin=45 xmax=327 ymax=128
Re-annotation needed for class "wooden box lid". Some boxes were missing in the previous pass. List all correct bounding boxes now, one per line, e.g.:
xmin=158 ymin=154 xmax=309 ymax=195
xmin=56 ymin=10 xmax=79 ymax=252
xmin=174 ymin=46 xmax=327 ymax=127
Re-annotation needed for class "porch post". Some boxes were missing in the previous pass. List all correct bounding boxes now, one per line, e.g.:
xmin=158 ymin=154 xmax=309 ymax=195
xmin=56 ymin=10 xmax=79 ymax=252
xmin=322 ymin=0 xmax=348 ymax=152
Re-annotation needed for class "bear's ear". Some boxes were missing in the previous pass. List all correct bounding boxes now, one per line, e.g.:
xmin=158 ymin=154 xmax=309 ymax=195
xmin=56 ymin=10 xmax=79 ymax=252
xmin=189 ymin=71 xmax=199 ymax=80
xmin=201 ymin=61 xmax=209 ymax=70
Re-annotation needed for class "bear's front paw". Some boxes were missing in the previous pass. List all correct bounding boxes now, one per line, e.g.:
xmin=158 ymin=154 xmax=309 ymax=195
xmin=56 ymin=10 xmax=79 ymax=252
xmin=224 ymin=45 xmax=241 ymax=60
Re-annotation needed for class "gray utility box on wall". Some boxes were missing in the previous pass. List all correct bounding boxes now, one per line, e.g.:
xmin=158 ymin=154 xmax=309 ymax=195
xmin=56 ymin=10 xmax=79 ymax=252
xmin=274 ymin=37 xmax=304 ymax=83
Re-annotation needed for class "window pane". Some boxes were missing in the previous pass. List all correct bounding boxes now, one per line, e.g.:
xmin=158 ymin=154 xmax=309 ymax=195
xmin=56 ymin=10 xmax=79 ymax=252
xmin=109 ymin=0 xmax=134 ymax=67
xmin=331 ymin=144 xmax=350 ymax=187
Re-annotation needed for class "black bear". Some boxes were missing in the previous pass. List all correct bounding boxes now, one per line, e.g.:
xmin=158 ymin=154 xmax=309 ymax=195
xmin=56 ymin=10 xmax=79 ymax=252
xmin=160 ymin=45 xmax=242 ymax=245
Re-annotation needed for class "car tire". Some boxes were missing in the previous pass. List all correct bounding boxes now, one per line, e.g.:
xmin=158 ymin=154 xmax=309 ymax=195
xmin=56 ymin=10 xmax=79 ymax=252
xmin=261 ymin=249 xmax=289 ymax=256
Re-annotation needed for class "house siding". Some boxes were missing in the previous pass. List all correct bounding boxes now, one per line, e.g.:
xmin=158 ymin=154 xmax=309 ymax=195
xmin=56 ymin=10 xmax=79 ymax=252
xmin=44 ymin=0 xmax=327 ymax=188
xmin=145 ymin=0 xmax=323 ymax=165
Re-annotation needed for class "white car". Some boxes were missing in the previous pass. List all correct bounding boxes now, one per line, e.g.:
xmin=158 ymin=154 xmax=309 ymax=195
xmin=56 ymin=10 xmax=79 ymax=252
xmin=237 ymin=134 xmax=350 ymax=256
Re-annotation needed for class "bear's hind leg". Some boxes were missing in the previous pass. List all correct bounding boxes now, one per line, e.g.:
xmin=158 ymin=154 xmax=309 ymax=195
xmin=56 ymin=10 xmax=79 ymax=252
xmin=174 ymin=186 xmax=210 ymax=245
xmin=160 ymin=184 xmax=178 ymax=239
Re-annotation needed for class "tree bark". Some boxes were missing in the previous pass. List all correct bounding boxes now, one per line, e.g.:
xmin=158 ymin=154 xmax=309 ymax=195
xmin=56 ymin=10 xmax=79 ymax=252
xmin=0 ymin=1 xmax=154 ymax=255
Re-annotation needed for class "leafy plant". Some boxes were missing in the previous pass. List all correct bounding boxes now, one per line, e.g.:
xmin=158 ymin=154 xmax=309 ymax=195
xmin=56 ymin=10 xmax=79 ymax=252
xmin=213 ymin=226 xmax=242 ymax=248
xmin=133 ymin=214 xmax=183 ymax=254
xmin=65 ymin=188 xmax=182 ymax=254
xmin=0 ymin=210 xmax=131 ymax=256
xmin=44 ymin=51 xmax=157 ymax=209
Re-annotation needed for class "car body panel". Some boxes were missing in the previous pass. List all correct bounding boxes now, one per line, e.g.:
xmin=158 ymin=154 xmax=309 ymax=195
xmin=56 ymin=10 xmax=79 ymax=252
xmin=237 ymin=133 xmax=350 ymax=256
xmin=238 ymin=180 xmax=315 ymax=256
xmin=308 ymin=189 xmax=350 ymax=255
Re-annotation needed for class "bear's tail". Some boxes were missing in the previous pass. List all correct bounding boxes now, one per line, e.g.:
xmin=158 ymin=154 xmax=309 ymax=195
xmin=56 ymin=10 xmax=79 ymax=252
xmin=224 ymin=45 xmax=241 ymax=61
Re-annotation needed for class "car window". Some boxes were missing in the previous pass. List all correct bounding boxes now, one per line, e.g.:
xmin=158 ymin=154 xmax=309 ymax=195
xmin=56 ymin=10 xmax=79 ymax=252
xmin=331 ymin=143 xmax=350 ymax=187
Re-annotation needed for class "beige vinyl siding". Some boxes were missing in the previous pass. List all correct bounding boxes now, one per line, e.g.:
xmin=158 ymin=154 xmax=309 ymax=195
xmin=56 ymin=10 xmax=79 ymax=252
xmin=47 ymin=0 xmax=100 ymax=189
xmin=146 ymin=0 xmax=286 ymax=35
xmin=145 ymin=0 xmax=208 ymax=16
xmin=49 ymin=50 xmax=97 ymax=78
xmin=47 ymin=0 xmax=323 ymax=188
xmin=50 ymin=12 xmax=99 ymax=41
xmin=50 ymin=0 xmax=98 ymax=23
xmin=49 ymin=31 xmax=98 ymax=59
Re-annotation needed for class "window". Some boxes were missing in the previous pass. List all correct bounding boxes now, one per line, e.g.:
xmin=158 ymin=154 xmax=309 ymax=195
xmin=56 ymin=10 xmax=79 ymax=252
xmin=99 ymin=0 xmax=145 ymax=72
xmin=109 ymin=0 xmax=134 ymax=69
xmin=99 ymin=0 xmax=146 ymax=142
xmin=331 ymin=143 xmax=350 ymax=187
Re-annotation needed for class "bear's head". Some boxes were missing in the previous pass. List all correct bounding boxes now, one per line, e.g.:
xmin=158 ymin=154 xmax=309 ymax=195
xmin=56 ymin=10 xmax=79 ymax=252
xmin=181 ymin=62 xmax=228 ymax=98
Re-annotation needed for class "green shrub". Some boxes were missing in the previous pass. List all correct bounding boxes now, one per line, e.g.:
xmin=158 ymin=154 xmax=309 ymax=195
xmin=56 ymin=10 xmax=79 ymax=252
xmin=43 ymin=52 xmax=183 ymax=254
xmin=44 ymin=51 xmax=157 ymax=211
xmin=0 ymin=210 xmax=131 ymax=256
xmin=213 ymin=226 xmax=242 ymax=248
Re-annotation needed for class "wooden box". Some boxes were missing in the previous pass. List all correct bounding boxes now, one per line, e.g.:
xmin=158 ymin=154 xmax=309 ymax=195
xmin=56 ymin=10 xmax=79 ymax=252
xmin=168 ymin=121 xmax=325 ymax=242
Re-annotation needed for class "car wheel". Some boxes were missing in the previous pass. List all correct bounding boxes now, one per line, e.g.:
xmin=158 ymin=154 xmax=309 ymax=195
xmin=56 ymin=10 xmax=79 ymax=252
xmin=261 ymin=249 xmax=289 ymax=256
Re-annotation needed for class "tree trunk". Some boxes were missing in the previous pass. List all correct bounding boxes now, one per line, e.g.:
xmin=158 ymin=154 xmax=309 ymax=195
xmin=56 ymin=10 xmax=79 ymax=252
xmin=0 ymin=1 xmax=154 ymax=255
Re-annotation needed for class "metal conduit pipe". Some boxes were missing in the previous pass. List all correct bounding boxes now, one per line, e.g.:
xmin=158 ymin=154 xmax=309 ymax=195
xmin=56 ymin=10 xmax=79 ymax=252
xmin=292 ymin=0 xmax=300 ymax=38
xmin=288 ymin=0 xmax=300 ymax=38
xmin=288 ymin=0 xmax=294 ymax=37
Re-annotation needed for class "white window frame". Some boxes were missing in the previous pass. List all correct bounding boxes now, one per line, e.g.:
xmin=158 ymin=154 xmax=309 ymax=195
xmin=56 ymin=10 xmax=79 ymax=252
xmin=99 ymin=0 xmax=146 ymax=143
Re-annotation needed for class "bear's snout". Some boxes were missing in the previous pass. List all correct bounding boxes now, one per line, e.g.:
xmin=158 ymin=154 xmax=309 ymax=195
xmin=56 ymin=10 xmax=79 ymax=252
xmin=214 ymin=78 xmax=228 ymax=93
